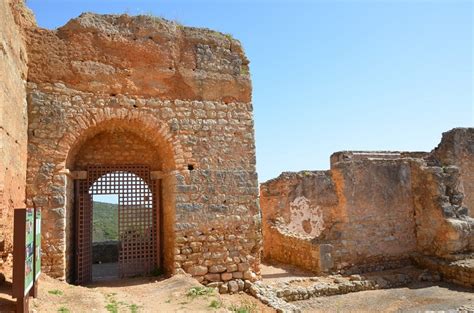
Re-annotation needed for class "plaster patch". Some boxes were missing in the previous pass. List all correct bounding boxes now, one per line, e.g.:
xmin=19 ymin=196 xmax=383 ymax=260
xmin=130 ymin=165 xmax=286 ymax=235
xmin=288 ymin=196 xmax=324 ymax=237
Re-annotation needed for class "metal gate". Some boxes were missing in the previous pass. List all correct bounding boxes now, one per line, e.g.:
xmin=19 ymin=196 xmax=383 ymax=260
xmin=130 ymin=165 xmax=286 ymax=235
xmin=75 ymin=165 xmax=158 ymax=285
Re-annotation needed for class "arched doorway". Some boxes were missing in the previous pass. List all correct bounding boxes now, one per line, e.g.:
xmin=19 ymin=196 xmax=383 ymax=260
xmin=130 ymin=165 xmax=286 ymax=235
xmin=75 ymin=165 xmax=160 ymax=285
xmin=60 ymin=118 xmax=180 ymax=285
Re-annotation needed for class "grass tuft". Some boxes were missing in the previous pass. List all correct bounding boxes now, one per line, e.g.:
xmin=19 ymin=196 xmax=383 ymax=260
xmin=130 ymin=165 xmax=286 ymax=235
xmin=186 ymin=286 xmax=215 ymax=299
xmin=129 ymin=303 xmax=141 ymax=313
xmin=229 ymin=300 xmax=258 ymax=313
xmin=209 ymin=299 xmax=222 ymax=309
xmin=48 ymin=289 xmax=64 ymax=296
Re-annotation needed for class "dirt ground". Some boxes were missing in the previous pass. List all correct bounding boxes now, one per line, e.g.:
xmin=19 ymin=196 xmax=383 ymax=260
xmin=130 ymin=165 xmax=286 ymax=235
xmin=0 ymin=263 xmax=472 ymax=313
xmin=294 ymin=282 xmax=473 ymax=313
xmin=0 ymin=274 xmax=274 ymax=313
xmin=260 ymin=262 xmax=315 ymax=284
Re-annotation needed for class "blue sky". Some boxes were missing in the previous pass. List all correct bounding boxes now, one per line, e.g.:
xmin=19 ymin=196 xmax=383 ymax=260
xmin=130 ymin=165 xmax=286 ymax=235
xmin=29 ymin=0 xmax=473 ymax=182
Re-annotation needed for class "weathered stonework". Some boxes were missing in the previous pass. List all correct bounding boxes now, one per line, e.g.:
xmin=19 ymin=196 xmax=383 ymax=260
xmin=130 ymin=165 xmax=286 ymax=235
xmin=261 ymin=129 xmax=474 ymax=285
xmin=0 ymin=0 xmax=34 ymax=257
xmin=24 ymin=13 xmax=261 ymax=283
xmin=26 ymin=13 xmax=251 ymax=103
xmin=1 ymin=0 xmax=472 ymax=296
xmin=413 ymin=254 xmax=473 ymax=288
xmin=432 ymin=128 xmax=474 ymax=218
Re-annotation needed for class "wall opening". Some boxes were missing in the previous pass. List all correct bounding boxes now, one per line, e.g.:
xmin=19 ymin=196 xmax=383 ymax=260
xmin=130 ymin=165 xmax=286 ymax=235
xmin=74 ymin=167 xmax=159 ymax=285
xmin=59 ymin=120 xmax=178 ymax=283
xmin=92 ymin=194 xmax=119 ymax=282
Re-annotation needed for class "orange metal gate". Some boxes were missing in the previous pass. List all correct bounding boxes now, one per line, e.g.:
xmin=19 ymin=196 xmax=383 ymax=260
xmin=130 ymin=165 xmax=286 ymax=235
xmin=74 ymin=165 xmax=158 ymax=285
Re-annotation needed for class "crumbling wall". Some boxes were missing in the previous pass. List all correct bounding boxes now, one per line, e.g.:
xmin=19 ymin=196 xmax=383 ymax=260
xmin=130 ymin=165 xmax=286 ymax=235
xmin=411 ymin=129 xmax=474 ymax=257
xmin=261 ymin=139 xmax=474 ymax=274
xmin=26 ymin=14 xmax=261 ymax=285
xmin=328 ymin=154 xmax=418 ymax=270
xmin=26 ymin=13 xmax=250 ymax=103
xmin=432 ymin=128 xmax=474 ymax=218
xmin=0 ymin=0 xmax=34 ymax=258
xmin=260 ymin=171 xmax=338 ymax=272
xmin=261 ymin=154 xmax=418 ymax=274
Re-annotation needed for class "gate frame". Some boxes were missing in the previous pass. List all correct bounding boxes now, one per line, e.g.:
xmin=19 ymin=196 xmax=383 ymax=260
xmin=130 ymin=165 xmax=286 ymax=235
xmin=73 ymin=164 xmax=161 ymax=285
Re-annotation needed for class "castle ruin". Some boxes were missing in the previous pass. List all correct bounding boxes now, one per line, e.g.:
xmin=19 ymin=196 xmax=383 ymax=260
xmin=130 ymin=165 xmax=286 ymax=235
xmin=0 ymin=1 xmax=472 ymax=308
xmin=1 ymin=1 xmax=261 ymax=287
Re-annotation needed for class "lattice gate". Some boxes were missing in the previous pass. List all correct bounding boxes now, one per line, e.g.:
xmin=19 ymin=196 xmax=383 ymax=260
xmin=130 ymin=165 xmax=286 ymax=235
xmin=74 ymin=165 xmax=158 ymax=285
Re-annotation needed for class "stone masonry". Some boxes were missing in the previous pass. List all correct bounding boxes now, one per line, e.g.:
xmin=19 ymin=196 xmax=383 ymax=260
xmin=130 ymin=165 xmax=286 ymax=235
xmin=261 ymin=128 xmax=474 ymax=287
xmin=22 ymin=13 xmax=261 ymax=283
xmin=1 ymin=0 xmax=472 ymax=294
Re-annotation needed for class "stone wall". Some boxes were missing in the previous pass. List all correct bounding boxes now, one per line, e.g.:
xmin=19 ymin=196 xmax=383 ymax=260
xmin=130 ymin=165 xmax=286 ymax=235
xmin=329 ymin=154 xmax=418 ymax=270
xmin=261 ymin=155 xmax=419 ymax=273
xmin=432 ymin=128 xmax=474 ymax=218
xmin=261 ymin=131 xmax=474 ymax=274
xmin=411 ymin=162 xmax=473 ymax=257
xmin=92 ymin=241 xmax=119 ymax=264
xmin=261 ymin=171 xmax=338 ymax=272
xmin=26 ymin=14 xmax=261 ymax=283
xmin=26 ymin=13 xmax=250 ymax=103
xmin=0 ymin=0 xmax=34 ymax=257
xmin=413 ymin=254 xmax=473 ymax=288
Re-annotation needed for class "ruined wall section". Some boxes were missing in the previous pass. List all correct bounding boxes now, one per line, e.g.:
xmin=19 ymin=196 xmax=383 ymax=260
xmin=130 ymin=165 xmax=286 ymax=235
xmin=261 ymin=136 xmax=473 ymax=275
xmin=26 ymin=13 xmax=250 ymax=103
xmin=260 ymin=171 xmax=338 ymax=272
xmin=260 ymin=152 xmax=423 ymax=274
xmin=0 ymin=0 xmax=34 ymax=256
xmin=328 ymin=154 xmax=418 ymax=271
xmin=411 ymin=162 xmax=473 ymax=257
xmin=432 ymin=128 xmax=474 ymax=218
xmin=411 ymin=129 xmax=474 ymax=258
xmin=26 ymin=14 xmax=260 ymax=284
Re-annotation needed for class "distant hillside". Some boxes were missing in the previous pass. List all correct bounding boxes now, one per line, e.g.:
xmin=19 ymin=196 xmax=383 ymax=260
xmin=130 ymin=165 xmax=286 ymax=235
xmin=93 ymin=201 xmax=118 ymax=242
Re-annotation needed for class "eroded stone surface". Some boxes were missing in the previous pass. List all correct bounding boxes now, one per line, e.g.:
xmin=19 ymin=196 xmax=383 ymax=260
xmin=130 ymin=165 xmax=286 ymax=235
xmin=26 ymin=13 xmax=251 ymax=102
xmin=0 ymin=0 xmax=34 ymax=257
xmin=261 ymin=129 xmax=474 ymax=288
xmin=21 ymin=11 xmax=260 ymax=284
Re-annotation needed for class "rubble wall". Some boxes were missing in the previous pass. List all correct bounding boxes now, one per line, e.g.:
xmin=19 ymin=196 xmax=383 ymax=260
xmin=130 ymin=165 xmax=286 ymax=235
xmin=432 ymin=128 xmax=474 ymax=218
xmin=329 ymin=154 xmax=418 ymax=270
